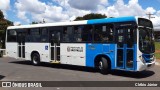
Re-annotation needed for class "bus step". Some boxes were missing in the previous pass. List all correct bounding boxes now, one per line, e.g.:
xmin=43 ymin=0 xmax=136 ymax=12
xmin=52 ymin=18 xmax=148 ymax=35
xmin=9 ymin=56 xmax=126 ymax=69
xmin=50 ymin=60 xmax=60 ymax=64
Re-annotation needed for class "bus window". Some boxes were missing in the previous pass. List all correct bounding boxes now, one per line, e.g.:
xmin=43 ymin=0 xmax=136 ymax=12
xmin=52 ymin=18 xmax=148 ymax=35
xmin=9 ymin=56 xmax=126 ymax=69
xmin=30 ymin=28 xmax=41 ymax=42
xmin=41 ymin=28 xmax=48 ymax=42
xmin=73 ymin=25 xmax=93 ymax=42
xmin=73 ymin=26 xmax=82 ymax=42
xmin=117 ymin=29 xmax=125 ymax=48
xmin=127 ymin=28 xmax=134 ymax=48
xmin=82 ymin=25 xmax=93 ymax=42
xmin=25 ymin=29 xmax=31 ymax=42
xmin=62 ymin=27 xmax=73 ymax=42
xmin=94 ymin=24 xmax=113 ymax=42
xmin=7 ymin=30 xmax=17 ymax=42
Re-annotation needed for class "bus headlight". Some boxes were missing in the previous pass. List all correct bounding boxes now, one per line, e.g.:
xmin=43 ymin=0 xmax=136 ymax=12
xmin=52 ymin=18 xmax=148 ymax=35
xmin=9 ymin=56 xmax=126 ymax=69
xmin=139 ymin=56 xmax=145 ymax=63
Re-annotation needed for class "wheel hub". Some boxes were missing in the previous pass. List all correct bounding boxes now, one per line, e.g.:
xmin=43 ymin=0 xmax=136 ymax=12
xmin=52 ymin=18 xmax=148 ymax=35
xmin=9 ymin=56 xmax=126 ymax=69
xmin=99 ymin=61 xmax=103 ymax=70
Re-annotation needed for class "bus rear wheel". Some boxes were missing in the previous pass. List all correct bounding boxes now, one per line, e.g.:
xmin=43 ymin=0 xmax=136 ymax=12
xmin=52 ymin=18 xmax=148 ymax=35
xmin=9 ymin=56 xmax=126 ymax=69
xmin=98 ymin=57 xmax=110 ymax=74
xmin=31 ymin=53 xmax=40 ymax=66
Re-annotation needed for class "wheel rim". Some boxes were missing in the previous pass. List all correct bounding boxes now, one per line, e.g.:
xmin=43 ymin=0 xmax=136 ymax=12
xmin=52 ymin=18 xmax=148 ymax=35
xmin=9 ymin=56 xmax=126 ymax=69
xmin=99 ymin=61 xmax=103 ymax=70
xmin=33 ymin=56 xmax=38 ymax=64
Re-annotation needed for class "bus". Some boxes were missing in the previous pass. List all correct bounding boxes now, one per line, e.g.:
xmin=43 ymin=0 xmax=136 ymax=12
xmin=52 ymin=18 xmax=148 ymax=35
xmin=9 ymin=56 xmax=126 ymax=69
xmin=6 ymin=16 xmax=155 ymax=74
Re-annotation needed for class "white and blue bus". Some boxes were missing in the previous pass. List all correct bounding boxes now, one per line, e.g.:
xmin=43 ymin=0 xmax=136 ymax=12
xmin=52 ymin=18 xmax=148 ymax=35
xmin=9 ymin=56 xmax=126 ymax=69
xmin=6 ymin=16 xmax=155 ymax=74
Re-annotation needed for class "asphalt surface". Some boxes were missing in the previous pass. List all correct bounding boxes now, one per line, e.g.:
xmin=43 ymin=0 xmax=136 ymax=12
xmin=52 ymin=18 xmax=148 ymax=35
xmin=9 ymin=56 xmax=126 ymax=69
xmin=0 ymin=57 xmax=160 ymax=90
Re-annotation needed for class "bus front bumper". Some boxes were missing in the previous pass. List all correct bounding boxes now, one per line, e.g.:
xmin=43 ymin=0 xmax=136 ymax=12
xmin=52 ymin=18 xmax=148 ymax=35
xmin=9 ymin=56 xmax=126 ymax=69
xmin=136 ymin=59 xmax=156 ymax=71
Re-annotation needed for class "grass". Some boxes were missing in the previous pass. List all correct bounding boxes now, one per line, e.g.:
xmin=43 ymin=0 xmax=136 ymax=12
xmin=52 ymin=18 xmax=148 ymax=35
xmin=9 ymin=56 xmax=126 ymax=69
xmin=155 ymin=42 xmax=160 ymax=60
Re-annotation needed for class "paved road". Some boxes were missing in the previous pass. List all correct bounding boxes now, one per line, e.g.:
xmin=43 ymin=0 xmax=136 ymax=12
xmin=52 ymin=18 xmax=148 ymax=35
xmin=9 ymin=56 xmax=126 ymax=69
xmin=0 ymin=57 xmax=160 ymax=90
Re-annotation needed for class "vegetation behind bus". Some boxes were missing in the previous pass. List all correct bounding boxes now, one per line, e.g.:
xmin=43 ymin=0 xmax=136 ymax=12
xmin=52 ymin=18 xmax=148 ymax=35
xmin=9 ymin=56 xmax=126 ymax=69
xmin=0 ymin=10 xmax=13 ymax=49
xmin=155 ymin=42 xmax=160 ymax=60
xmin=74 ymin=13 xmax=107 ymax=21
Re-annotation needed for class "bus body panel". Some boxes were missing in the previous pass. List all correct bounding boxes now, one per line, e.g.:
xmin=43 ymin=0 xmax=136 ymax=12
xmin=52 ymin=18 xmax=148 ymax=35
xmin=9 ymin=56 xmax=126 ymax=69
xmin=60 ymin=43 xmax=86 ymax=66
xmin=136 ymin=45 xmax=155 ymax=71
xmin=6 ymin=43 xmax=18 ymax=59
xmin=25 ymin=43 xmax=50 ymax=62
xmin=134 ymin=44 xmax=138 ymax=71
xmin=86 ymin=44 xmax=117 ymax=68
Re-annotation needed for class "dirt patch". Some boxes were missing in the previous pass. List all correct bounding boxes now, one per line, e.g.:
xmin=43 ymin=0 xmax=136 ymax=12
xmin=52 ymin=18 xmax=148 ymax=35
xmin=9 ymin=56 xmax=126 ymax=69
xmin=155 ymin=50 xmax=160 ymax=53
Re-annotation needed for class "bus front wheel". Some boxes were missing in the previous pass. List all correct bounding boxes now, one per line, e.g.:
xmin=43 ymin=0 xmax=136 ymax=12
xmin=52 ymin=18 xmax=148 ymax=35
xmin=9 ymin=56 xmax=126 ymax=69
xmin=31 ymin=53 xmax=40 ymax=66
xmin=98 ymin=57 xmax=110 ymax=74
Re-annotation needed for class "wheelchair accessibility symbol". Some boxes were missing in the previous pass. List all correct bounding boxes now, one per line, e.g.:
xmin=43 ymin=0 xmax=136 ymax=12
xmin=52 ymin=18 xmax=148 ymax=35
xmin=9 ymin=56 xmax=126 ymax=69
xmin=45 ymin=45 xmax=48 ymax=50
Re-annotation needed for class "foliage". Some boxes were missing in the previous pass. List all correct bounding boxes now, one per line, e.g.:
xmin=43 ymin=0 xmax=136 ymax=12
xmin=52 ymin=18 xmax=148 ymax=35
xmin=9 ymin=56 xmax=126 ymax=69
xmin=155 ymin=42 xmax=160 ymax=50
xmin=31 ymin=21 xmax=39 ymax=24
xmin=155 ymin=42 xmax=160 ymax=59
xmin=31 ymin=19 xmax=45 ymax=24
xmin=0 ymin=10 xmax=13 ymax=48
xmin=74 ymin=13 xmax=107 ymax=21
xmin=0 ymin=10 xmax=4 ymax=19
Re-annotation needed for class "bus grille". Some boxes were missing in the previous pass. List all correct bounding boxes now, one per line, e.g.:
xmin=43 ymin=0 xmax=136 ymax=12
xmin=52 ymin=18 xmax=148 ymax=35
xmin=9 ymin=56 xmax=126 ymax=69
xmin=142 ymin=54 xmax=154 ymax=63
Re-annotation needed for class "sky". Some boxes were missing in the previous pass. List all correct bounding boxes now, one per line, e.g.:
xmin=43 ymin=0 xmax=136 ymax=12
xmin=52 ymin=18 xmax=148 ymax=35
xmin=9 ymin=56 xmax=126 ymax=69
xmin=0 ymin=0 xmax=160 ymax=28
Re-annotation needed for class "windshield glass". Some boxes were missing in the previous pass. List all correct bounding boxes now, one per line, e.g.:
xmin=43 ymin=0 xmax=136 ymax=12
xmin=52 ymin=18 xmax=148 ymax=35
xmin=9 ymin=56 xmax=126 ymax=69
xmin=139 ymin=27 xmax=155 ymax=53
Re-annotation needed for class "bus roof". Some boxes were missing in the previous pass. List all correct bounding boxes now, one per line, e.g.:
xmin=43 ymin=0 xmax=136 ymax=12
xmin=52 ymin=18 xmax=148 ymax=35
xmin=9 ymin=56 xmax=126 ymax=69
xmin=7 ymin=16 xmax=137 ymax=30
xmin=87 ymin=16 xmax=136 ymax=24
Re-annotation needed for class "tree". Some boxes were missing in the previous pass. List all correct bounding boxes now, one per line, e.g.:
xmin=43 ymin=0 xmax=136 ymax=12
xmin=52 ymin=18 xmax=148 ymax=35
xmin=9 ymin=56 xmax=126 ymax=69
xmin=31 ymin=19 xmax=46 ymax=24
xmin=74 ymin=13 xmax=107 ymax=21
xmin=0 ymin=10 xmax=13 ymax=48
xmin=31 ymin=21 xmax=39 ymax=24
xmin=0 ymin=10 xmax=4 ymax=19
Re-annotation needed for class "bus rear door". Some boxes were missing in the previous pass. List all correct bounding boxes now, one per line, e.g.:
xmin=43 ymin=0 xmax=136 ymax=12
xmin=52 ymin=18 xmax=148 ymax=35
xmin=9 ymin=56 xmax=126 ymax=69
xmin=17 ymin=32 xmax=26 ymax=59
xmin=49 ymin=28 xmax=61 ymax=63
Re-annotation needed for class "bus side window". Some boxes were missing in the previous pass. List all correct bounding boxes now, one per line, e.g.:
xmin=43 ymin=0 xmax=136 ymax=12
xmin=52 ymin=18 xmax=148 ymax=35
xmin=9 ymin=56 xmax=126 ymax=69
xmin=62 ymin=27 xmax=73 ymax=42
xmin=73 ymin=26 xmax=82 ymax=42
xmin=25 ymin=29 xmax=31 ymax=42
xmin=30 ymin=28 xmax=41 ymax=42
xmin=82 ymin=25 xmax=93 ymax=42
xmin=41 ymin=28 xmax=48 ymax=42
xmin=94 ymin=24 xmax=113 ymax=42
xmin=7 ymin=30 xmax=17 ymax=42
xmin=127 ymin=28 xmax=134 ymax=48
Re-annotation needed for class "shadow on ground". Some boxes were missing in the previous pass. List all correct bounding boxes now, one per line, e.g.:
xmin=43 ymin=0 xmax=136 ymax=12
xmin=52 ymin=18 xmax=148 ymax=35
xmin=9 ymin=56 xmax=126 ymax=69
xmin=10 ymin=61 xmax=155 ymax=79
xmin=0 ymin=75 xmax=5 ymax=80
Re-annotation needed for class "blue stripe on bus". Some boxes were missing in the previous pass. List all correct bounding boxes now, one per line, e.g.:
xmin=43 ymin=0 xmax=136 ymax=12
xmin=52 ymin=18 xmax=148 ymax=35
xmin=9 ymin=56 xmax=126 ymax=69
xmin=87 ymin=16 xmax=136 ymax=24
xmin=85 ymin=44 xmax=116 ymax=69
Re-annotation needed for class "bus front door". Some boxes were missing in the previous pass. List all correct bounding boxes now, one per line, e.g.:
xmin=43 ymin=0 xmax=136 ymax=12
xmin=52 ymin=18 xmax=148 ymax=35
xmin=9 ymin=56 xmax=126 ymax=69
xmin=17 ymin=32 xmax=25 ymax=59
xmin=116 ymin=28 xmax=134 ymax=70
xmin=50 ymin=30 xmax=61 ymax=62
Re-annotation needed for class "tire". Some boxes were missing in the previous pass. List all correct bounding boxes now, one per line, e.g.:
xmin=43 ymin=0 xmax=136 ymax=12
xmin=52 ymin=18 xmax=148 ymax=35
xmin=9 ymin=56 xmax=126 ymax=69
xmin=31 ymin=53 xmax=40 ymax=66
xmin=98 ymin=57 xmax=110 ymax=74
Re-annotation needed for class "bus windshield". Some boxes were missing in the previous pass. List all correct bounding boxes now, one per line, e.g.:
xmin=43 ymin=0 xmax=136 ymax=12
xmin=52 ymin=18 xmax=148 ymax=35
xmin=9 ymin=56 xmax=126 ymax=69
xmin=139 ymin=27 xmax=155 ymax=54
